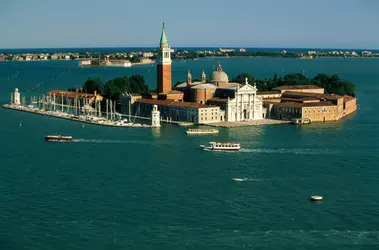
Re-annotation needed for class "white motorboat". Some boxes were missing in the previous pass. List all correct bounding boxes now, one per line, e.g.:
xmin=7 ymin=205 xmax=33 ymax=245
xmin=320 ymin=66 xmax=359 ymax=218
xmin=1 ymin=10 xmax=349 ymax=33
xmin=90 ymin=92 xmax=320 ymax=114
xmin=200 ymin=142 xmax=241 ymax=152
xmin=310 ymin=195 xmax=323 ymax=201
xmin=232 ymin=178 xmax=248 ymax=182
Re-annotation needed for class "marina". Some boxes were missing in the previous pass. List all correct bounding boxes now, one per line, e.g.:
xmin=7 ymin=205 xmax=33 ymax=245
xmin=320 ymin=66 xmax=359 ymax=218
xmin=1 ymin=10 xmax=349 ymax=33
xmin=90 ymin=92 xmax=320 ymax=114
xmin=2 ymin=103 xmax=152 ymax=128
xmin=2 ymin=87 xmax=157 ymax=128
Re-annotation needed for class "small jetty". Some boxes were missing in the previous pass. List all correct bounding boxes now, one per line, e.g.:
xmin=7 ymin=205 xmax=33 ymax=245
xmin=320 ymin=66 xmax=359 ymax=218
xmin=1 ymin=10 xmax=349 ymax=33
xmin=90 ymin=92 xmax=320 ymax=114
xmin=186 ymin=128 xmax=219 ymax=135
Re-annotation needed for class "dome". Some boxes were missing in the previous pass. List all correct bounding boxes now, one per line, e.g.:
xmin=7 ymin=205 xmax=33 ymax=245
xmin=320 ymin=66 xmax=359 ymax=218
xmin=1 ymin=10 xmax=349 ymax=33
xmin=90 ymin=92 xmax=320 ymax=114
xmin=211 ymin=64 xmax=228 ymax=84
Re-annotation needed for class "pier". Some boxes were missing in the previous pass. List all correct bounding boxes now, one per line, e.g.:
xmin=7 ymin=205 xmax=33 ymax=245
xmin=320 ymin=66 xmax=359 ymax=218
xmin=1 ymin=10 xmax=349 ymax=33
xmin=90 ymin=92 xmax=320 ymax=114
xmin=2 ymin=104 xmax=154 ymax=128
xmin=2 ymin=104 xmax=152 ymax=128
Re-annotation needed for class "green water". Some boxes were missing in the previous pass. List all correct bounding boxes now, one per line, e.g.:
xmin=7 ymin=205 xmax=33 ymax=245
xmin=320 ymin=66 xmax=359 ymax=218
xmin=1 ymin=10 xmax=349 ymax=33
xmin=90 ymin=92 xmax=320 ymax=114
xmin=0 ymin=58 xmax=379 ymax=249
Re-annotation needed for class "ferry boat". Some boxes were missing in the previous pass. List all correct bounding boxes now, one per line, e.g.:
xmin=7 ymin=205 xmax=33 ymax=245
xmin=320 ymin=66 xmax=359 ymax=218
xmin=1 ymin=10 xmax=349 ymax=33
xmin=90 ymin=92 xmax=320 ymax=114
xmin=200 ymin=142 xmax=241 ymax=152
xmin=45 ymin=135 xmax=72 ymax=142
xmin=186 ymin=128 xmax=219 ymax=135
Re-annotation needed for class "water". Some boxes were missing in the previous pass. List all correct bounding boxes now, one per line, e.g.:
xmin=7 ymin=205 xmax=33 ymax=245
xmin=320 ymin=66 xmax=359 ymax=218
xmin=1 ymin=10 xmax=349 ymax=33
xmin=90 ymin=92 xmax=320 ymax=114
xmin=1 ymin=58 xmax=379 ymax=249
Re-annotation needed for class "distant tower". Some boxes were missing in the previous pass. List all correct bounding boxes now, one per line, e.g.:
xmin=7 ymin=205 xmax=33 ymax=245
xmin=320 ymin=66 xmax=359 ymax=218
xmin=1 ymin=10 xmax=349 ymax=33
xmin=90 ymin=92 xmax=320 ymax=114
xmin=201 ymin=70 xmax=206 ymax=83
xmin=157 ymin=23 xmax=172 ymax=94
xmin=187 ymin=70 xmax=192 ymax=84
xmin=14 ymin=88 xmax=20 ymax=105
xmin=151 ymin=104 xmax=161 ymax=128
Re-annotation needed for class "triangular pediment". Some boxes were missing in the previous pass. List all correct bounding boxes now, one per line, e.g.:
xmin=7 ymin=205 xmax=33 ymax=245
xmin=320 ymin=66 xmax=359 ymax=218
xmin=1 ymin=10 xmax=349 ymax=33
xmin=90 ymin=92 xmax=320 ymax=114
xmin=237 ymin=83 xmax=257 ymax=92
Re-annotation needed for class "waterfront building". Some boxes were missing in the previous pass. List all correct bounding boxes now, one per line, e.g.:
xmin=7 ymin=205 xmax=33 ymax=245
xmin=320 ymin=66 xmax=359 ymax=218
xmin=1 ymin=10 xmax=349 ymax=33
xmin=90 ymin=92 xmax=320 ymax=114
xmin=105 ymin=56 xmax=132 ymax=67
xmin=208 ymin=78 xmax=264 ymax=121
xmin=135 ymin=99 xmax=220 ymax=124
xmin=176 ymin=65 xmax=264 ymax=121
xmin=46 ymin=90 xmax=103 ymax=108
xmin=264 ymin=91 xmax=357 ymax=122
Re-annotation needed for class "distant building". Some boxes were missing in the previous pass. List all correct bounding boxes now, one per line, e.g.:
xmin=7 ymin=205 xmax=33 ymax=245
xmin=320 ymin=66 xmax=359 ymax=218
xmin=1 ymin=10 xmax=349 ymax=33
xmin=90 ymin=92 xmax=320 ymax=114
xmin=0 ymin=54 xmax=4 ymax=61
xmin=78 ymin=60 xmax=92 ymax=67
xmin=143 ymin=52 xmax=154 ymax=58
xmin=219 ymin=48 xmax=235 ymax=53
xmin=105 ymin=56 xmax=132 ymax=67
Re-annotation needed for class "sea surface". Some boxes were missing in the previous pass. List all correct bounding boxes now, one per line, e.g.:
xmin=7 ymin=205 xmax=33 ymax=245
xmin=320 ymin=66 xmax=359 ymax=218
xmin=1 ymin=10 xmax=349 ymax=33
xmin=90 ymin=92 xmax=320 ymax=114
xmin=0 ymin=58 xmax=379 ymax=249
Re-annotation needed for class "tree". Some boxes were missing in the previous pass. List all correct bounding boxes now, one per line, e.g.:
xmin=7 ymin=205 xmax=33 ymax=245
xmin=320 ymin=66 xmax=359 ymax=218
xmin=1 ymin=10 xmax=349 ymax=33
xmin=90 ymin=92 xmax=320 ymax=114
xmin=232 ymin=73 xmax=255 ymax=84
xmin=84 ymin=77 xmax=104 ymax=94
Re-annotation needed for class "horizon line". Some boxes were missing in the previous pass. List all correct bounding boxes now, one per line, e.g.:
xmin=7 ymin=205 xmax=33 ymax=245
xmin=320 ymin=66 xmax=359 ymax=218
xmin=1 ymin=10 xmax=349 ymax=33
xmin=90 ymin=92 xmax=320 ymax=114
xmin=0 ymin=46 xmax=378 ymax=51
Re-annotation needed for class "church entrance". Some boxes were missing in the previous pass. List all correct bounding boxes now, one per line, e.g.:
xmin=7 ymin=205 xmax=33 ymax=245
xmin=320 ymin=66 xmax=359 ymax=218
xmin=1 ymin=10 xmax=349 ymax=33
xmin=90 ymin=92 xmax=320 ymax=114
xmin=243 ymin=109 xmax=247 ymax=120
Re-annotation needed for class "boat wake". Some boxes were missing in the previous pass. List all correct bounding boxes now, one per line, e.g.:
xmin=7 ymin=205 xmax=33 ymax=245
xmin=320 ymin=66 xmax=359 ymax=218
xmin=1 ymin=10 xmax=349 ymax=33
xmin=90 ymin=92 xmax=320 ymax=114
xmin=239 ymin=148 xmax=335 ymax=155
xmin=72 ymin=139 xmax=150 ymax=145
xmin=7 ymin=71 xmax=19 ymax=80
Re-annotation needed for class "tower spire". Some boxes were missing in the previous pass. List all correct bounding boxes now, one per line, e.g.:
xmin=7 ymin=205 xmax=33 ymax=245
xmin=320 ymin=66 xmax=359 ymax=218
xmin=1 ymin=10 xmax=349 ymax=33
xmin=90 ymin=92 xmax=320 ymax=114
xmin=160 ymin=22 xmax=168 ymax=47
xmin=201 ymin=70 xmax=206 ymax=83
xmin=187 ymin=70 xmax=192 ymax=84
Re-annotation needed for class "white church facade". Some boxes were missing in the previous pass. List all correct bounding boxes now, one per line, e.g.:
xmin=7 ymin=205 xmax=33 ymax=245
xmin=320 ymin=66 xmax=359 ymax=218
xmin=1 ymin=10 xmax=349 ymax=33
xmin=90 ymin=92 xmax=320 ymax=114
xmin=224 ymin=80 xmax=263 ymax=122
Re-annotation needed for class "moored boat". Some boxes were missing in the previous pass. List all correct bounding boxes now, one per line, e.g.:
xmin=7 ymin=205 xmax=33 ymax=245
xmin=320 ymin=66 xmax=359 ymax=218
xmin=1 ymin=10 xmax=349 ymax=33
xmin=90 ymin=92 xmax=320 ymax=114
xmin=45 ymin=135 xmax=72 ymax=142
xmin=310 ymin=195 xmax=323 ymax=201
xmin=200 ymin=142 xmax=240 ymax=151
xmin=186 ymin=128 xmax=219 ymax=135
xmin=232 ymin=178 xmax=247 ymax=182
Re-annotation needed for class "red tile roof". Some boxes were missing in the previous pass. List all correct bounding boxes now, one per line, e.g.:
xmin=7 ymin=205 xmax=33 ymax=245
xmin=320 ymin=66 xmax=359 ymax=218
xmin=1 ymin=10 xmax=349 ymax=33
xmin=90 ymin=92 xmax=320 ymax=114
xmin=276 ymin=101 xmax=336 ymax=108
xmin=47 ymin=90 xmax=100 ymax=99
xmin=136 ymin=98 xmax=217 ymax=109
xmin=274 ymin=85 xmax=323 ymax=90
xmin=257 ymin=90 xmax=281 ymax=95
xmin=282 ymin=91 xmax=342 ymax=100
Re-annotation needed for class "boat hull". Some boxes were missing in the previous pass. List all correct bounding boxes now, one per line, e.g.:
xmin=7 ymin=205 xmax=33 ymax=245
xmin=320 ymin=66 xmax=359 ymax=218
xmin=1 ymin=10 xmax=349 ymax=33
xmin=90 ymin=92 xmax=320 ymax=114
xmin=45 ymin=136 xmax=72 ymax=142
xmin=201 ymin=146 xmax=240 ymax=152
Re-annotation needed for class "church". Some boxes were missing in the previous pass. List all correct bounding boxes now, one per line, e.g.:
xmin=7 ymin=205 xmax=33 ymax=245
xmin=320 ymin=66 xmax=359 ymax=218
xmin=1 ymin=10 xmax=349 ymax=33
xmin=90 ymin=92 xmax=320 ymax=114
xmin=133 ymin=24 xmax=264 ymax=124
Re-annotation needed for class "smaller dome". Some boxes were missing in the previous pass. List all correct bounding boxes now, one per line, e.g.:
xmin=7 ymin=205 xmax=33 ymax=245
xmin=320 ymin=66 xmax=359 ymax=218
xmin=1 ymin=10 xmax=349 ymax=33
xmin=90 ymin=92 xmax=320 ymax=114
xmin=211 ymin=64 xmax=228 ymax=84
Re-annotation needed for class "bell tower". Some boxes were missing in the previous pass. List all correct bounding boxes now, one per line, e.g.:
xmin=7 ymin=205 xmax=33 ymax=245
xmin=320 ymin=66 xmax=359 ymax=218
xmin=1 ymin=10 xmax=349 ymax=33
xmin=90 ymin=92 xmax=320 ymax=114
xmin=157 ymin=23 xmax=172 ymax=94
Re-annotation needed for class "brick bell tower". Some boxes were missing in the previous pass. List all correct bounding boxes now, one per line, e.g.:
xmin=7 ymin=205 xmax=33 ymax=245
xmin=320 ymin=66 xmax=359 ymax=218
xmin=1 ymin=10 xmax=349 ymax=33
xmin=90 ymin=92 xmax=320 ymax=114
xmin=157 ymin=23 xmax=172 ymax=94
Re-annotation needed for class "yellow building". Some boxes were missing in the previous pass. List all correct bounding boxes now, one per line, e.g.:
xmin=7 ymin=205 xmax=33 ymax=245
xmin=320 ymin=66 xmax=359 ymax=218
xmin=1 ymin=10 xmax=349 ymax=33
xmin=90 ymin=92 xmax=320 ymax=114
xmin=268 ymin=91 xmax=357 ymax=122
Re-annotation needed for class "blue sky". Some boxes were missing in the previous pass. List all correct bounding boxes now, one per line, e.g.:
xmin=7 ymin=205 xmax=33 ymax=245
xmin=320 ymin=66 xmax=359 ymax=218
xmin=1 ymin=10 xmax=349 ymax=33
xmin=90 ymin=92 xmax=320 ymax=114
xmin=0 ymin=0 xmax=378 ymax=49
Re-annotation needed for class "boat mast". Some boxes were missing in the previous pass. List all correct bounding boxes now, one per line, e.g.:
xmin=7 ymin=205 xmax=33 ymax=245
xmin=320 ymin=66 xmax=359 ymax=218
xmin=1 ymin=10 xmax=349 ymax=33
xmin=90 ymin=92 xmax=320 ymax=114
xmin=109 ymin=100 xmax=113 ymax=120
xmin=113 ymin=100 xmax=116 ymax=120
xmin=106 ymin=99 xmax=109 ymax=120
xmin=98 ymin=100 xmax=101 ymax=117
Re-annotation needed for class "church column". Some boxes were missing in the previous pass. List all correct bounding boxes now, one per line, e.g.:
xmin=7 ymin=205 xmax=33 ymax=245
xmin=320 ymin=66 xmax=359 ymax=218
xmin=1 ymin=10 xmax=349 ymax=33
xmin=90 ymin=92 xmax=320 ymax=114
xmin=253 ymin=94 xmax=256 ymax=119
xmin=248 ymin=94 xmax=251 ymax=120
xmin=235 ymin=94 xmax=238 ymax=121
xmin=240 ymin=94 xmax=243 ymax=121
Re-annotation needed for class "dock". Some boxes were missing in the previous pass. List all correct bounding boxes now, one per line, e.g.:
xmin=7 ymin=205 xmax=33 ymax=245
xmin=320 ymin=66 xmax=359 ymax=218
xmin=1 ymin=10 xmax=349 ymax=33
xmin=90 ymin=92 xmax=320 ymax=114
xmin=119 ymin=113 xmax=194 ymax=126
xmin=205 ymin=119 xmax=291 ymax=128
xmin=2 ymin=104 xmax=152 ymax=128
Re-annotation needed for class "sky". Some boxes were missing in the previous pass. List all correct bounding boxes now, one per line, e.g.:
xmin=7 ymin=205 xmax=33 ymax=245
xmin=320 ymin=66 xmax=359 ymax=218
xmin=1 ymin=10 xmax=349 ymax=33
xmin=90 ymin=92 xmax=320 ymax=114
xmin=0 ymin=0 xmax=378 ymax=49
